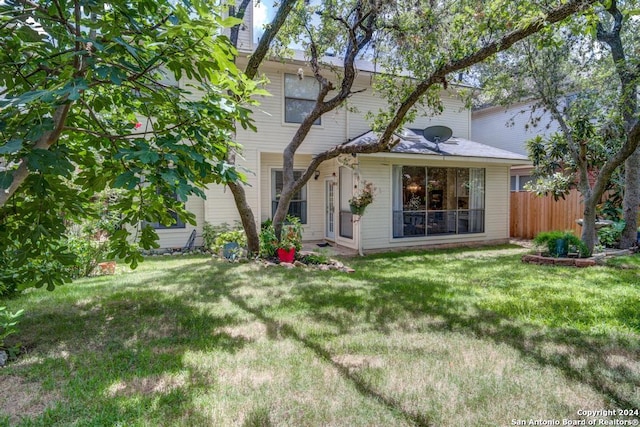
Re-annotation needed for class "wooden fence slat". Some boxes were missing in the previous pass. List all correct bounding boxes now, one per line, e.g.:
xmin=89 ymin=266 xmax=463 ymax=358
xmin=510 ymin=189 xmax=583 ymax=239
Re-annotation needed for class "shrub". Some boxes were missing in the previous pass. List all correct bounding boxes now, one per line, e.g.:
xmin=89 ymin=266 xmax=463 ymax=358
xmin=597 ymin=221 xmax=625 ymax=248
xmin=0 ymin=306 xmax=24 ymax=360
xmin=0 ymin=191 xmax=121 ymax=292
xmin=202 ymin=222 xmax=247 ymax=259
xmin=202 ymin=222 xmax=232 ymax=251
xmin=259 ymin=224 xmax=278 ymax=258
xmin=64 ymin=225 xmax=110 ymax=278
xmin=214 ymin=229 xmax=247 ymax=258
xmin=300 ymin=251 xmax=330 ymax=265
xmin=533 ymin=230 xmax=588 ymax=257
xmin=0 ymin=255 xmax=20 ymax=297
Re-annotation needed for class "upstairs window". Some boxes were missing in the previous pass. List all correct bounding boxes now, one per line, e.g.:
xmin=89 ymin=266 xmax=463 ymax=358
xmin=284 ymin=73 xmax=320 ymax=125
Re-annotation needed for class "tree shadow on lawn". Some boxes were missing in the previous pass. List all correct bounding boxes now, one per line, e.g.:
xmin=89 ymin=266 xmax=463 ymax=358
xmin=3 ymin=260 xmax=248 ymax=426
xmin=349 ymin=257 xmax=639 ymax=408
xmin=219 ymin=288 xmax=435 ymax=427
xmin=209 ymin=255 xmax=639 ymax=413
xmin=7 ymin=254 xmax=638 ymax=424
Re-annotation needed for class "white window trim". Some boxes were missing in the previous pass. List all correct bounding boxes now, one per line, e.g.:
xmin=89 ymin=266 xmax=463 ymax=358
xmin=282 ymin=72 xmax=323 ymax=128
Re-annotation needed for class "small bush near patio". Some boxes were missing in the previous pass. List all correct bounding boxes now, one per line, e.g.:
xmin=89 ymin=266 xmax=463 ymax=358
xmin=533 ymin=230 xmax=589 ymax=257
xmin=1 ymin=245 xmax=639 ymax=426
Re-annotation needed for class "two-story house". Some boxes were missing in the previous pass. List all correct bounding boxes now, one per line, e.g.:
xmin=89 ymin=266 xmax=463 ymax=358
xmin=151 ymin=2 xmax=529 ymax=253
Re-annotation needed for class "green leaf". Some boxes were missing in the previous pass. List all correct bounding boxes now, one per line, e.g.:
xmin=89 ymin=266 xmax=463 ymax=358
xmin=0 ymin=139 xmax=22 ymax=154
xmin=63 ymin=78 xmax=89 ymax=101
xmin=110 ymin=69 xmax=128 ymax=85
xmin=113 ymin=37 xmax=140 ymax=59
xmin=0 ymin=171 xmax=13 ymax=189
xmin=113 ymin=171 xmax=139 ymax=190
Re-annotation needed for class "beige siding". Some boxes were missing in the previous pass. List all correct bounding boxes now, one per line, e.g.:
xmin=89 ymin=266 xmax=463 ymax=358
xmin=410 ymin=90 xmax=470 ymax=139
xmin=203 ymin=147 xmax=260 ymax=227
xmin=236 ymin=1 xmax=253 ymax=52
xmin=348 ymin=77 xmax=388 ymax=139
xmin=154 ymin=55 xmax=494 ymax=250
xmin=155 ymin=149 xmax=260 ymax=249
xmin=358 ymin=156 xmax=510 ymax=251
xmin=484 ymin=165 xmax=511 ymax=241
xmin=348 ymin=77 xmax=470 ymax=140
xmin=238 ymin=64 xmax=472 ymax=156
xmin=472 ymin=103 xmax=558 ymax=156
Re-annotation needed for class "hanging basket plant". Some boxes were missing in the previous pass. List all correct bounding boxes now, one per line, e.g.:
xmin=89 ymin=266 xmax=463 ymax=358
xmin=349 ymin=204 xmax=367 ymax=215
xmin=348 ymin=181 xmax=377 ymax=216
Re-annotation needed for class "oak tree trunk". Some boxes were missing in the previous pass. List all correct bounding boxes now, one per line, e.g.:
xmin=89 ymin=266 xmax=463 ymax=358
xmin=228 ymin=182 xmax=260 ymax=254
xmin=620 ymin=148 xmax=640 ymax=248
xmin=581 ymin=195 xmax=599 ymax=255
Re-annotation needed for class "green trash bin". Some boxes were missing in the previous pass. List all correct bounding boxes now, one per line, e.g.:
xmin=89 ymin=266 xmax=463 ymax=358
xmin=555 ymin=238 xmax=568 ymax=257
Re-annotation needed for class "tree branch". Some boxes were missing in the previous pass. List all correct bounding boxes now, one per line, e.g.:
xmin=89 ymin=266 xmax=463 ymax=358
xmin=63 ymin=120 xmax=193 ymax=140
xmin=596 ymin=0 xmax=637 ymax=123
xmin=245 ymin=0 xmax=299 ymax=79
xmin=230 ymin=0 xmax=252 ymax=47
xmin=0 ymin=104 xmax=72 ymax=207
xmin=295 ymin=0 xmax=598 ymax=193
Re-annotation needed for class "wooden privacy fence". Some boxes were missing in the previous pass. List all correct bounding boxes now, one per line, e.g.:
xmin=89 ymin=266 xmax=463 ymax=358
xmin=510 ymin=189 xmax=584 ymax=239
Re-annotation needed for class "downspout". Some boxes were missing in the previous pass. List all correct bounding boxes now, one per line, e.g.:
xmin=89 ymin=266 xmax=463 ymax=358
xmin=354 ymin=156 xmax=364 ymax=257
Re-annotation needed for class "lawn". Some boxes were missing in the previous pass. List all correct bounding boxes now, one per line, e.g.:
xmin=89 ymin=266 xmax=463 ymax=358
xmin=1 ymin=245 xmax=639 ymax=426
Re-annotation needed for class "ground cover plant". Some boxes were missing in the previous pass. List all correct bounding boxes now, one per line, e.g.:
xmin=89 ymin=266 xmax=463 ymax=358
xmin=0 ymin=245 xmax=638 ymax=426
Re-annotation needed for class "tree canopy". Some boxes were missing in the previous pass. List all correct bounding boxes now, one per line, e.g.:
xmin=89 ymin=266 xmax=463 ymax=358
xmin=0 ymin=0 xmax=261 ymax=291
xmin=475 ymin=0 xmax=640 ymax=253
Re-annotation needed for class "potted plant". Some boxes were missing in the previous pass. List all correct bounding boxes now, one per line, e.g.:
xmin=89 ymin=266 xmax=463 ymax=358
xmin=276 ymin=216 xmax=303 ymax=263
xmin=349 ymin=181 xmax=377 ymax=216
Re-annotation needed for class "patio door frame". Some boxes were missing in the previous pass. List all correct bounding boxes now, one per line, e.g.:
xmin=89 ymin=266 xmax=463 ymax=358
xmin=325 ymin=178 xmax=336 ymax=241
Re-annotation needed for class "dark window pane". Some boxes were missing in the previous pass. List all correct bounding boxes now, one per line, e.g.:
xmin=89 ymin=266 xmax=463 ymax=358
xmin=519 ymin=175 xmax=532 ymax=191
xmin=340 ymin=211 xmax=353 ymax=238
xmin=402 ymin=166 xmax=426 ymax=211
xmin=401 ymin=211 xmax=426 ymax=237
xmin=427 ymin=211 xmax=456 ymax=235
xmin=285 ymin=98 xmax=321 ymax=124
xmin=272 ymin=200 xmax=307 ymax=224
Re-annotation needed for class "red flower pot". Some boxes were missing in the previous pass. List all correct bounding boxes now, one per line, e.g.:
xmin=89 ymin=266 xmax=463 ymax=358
xmin=277 ymin=248 xmax=295 ymax=263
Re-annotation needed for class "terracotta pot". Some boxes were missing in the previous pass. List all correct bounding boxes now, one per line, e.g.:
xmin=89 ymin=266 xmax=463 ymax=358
xmin=277 ymin=248 xmax=295 ymax=263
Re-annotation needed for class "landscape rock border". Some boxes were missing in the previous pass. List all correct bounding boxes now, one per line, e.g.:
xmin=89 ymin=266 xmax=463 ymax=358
xmin=521 ymin=254 xmax=596 ymax=267
xmin=259 ymin=252 xmax=356 ymax=273
xmin=522 ymin=249 xmax=633 ymax=267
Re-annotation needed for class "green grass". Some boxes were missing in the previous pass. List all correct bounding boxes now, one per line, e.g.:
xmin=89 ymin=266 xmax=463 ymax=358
xmin=1 ymin=246 xmax=639 ymax=426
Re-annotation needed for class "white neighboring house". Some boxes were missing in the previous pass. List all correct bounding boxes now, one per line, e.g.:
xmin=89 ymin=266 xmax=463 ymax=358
xmin=471 ymin=101 xmax=558 ymax=192
xmin=148 ymin=2 xmax=530 ymax=252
